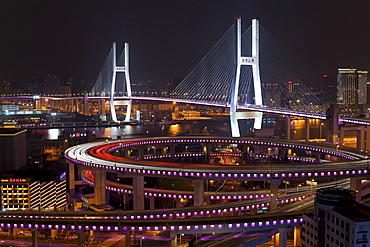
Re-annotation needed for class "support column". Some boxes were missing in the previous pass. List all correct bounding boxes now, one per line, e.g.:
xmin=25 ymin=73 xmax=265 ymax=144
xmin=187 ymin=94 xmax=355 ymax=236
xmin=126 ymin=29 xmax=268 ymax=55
xmin=83 ymin=93 xmax=89 ymax=115
xmin=175 ymin=198 xmax=182 ymax=208
xmin=339 ymin=129 xmax=344 ymax=146
xmin=138 ymin=148 xmax=144 ymax=160
xmin=101 ymin=99 xmax=106 ymax=115
xmin=77 ymin=230 xmax=84 ymax=247
xmin=170 ymin=232 xmax=177 ymax=247
xmin=125 ymin=231 xmax=131 ymax=247
xmin=305 ymin=118 xmax=310 ymax=142
xmin=124 ymin=148 xmax=130 ymax=158
xmin=94 ymin=170 xmax=106 ymax=205
xmin=31 ymin=229 xmax=38 ymax=247
xmin=326 ymin=104 xmax=339 ymax=143
xmin=193 ymin=180 xmax=204 ymax=206
xmin=170 ymin=144 xmax=176 ymax=162
xmin=122 ymin=193 xmax=129 ymax=210
xmin=149 ymin=196 xmax=155 ymax=210
xmin=350 ymin=177 xmax=362 ymax=201
xmin=293 ymin=226 xmax=301 ymax=247
xmin=365 ymin=126 xmax=370 ymax=151
xmin=51 ymin=229 xmax=57 ymax=240
xmin=204 ymin=143 xmax=211 ymax=163
xmin=357 ymin=127 xmax=365 ymax=150
xmin=70 ymin=99 xmax=75 ymax=112
xmin=270 ymin=178 xmax=281 ymax=211
xmin=133 ymin=176 xmax=145 ymax=210
xmin=68 ymin=161 xmax=75 ymax=195
xmin=278 ymin=228 xmax=287 ymax=247
xmin=285 ymin=116 xmax=291 ymax=140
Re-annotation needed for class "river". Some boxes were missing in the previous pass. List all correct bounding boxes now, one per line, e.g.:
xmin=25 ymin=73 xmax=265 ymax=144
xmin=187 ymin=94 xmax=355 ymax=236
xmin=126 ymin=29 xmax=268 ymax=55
xmin=31 ymin=117 xmax=330 ymax=141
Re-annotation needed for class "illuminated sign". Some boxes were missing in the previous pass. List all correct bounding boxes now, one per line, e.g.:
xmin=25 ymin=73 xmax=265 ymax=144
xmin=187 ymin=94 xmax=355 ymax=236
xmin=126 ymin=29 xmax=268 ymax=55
xmin=69 ymin=133 xmax=87 ymax=138
xmin=59 ymin=171 xmax=66 ymax=181
xmin=1 ymin=179 xmax=27 ymax=183
xmin=241 ymin=58 xmax=255 ymax=63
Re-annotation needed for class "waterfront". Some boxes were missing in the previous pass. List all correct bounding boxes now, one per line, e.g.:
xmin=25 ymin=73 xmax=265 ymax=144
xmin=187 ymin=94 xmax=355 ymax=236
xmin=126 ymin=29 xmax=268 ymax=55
xmin=31 ymin=117 xmax=330 ymax=141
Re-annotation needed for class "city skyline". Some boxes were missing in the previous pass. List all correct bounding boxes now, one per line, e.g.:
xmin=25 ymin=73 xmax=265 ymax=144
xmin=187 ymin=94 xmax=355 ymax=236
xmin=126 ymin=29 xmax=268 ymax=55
xmin=1 ymin=1 xmax=370 ymax=90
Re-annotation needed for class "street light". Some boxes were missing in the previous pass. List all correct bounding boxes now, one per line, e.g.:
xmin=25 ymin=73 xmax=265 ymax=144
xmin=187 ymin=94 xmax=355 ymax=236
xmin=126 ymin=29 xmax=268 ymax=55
xmin=310 ymin=179 xmax=314 ymax=195
xmin=180 ymin=233 xmax=184 ymax=245
xmin=140 ymin=237 xmax=144 ymax=247
xmin=296 ymin=184 xmax=301 ymax=193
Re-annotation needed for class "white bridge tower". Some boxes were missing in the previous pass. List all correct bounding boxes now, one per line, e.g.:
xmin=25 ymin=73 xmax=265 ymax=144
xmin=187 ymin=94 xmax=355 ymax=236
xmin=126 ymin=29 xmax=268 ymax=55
xmin=110 ymin=42 xmax=132 ymax=122
xmin=230 ymin=18 xmax=263 ymax=137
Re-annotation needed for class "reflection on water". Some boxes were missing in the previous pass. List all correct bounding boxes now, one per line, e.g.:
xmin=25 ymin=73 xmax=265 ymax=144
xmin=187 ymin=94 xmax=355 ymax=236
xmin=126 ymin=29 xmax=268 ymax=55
xmin=33 ymin=117 xmax=327 ymax=141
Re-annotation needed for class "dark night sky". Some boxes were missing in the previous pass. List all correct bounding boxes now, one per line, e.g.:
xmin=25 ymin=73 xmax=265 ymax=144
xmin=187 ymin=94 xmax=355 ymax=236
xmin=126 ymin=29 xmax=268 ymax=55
xmin=1 ymin=0 xmax=370 ymax=90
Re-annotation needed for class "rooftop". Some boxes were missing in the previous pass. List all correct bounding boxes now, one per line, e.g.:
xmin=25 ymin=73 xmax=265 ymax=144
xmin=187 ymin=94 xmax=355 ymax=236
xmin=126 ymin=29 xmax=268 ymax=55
xmin=0 ymin=128 xmax=27 ymax=136
xmin=334 ymin=202 xmax=370 ymax=222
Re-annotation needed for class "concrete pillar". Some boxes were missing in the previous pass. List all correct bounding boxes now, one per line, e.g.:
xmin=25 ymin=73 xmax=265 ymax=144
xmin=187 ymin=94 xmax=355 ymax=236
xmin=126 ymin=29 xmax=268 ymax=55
xmin=133 ymin=176 xmax=145 ymax=210
xmin=70 ymin=99 xmax=74 ymax=112
xmin=170 ymin=233 xmax=177 ymax=247
xmin=149 ymin=196 xmax=155 ymax=210
xmin=270 ymin=178 xmax=281 ymax=211
xmin=51 ymin=229 xmax=57 ymax=240
xmin=124 ymin=148 xmax=130 ymax=158
xmin=365 ymin=126 xmax=370 ymax=151
xmin=339 ymin=130 xmax=344 ymax=146
xmin=357 ymin=127 xmax=365 ymax=150
xmin=314 ymin=153 xmax=321 ymax=163
xmin=68 ymin=161 xmax=75 ymax=195
xmin=350 ymin=177 xmax=362 ymax=201
xmin=83 ymin=93 xmax=89 ymax=115
xmin=305 ymin=118 xmax=310 ymax=142
xmin=278 ymin=228 xmax=287 ymax=247
xmin=203 ymin=143 xmax=211 ymax=163
xmin=285 ymin=116 xmax=291 ymax=140
xmin=293 ymin=226 xmax=301 ymax=247
xmin=250 ymin=207 xmax=257 ymax=215
xmin=175 ymin=198 xmax=182 ymax=208
xmin=77 ymin=230 xmax=84 ymax=247
xmin=101 ymin=99 xmax=106 ymax=115
xmin=125 ymin=231 xmax=131 ymax=247
xmin=193 ymin=180 xmax=204 ymax=206
xmin=138 ymin=148 xmax=144 ymax=160
xmin=170 ymin=144 xmax=176 ymax=162
xmin=123 ymin=193 xmax=129 ymax=210
xmin=31 ymin=229 xmax=38 ymax=247
xmin=274 ymin=232 xmax=279 ymax=246
xmin=326 ymin=104 xmax=340 ymax=144
xmin=94 ymin=170 xmax=106 ymax=205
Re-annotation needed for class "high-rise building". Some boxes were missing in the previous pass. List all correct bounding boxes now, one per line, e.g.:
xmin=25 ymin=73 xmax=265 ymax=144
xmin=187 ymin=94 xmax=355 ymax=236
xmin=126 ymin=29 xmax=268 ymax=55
xmin=0 ymin=128 xmax=27 ymax=172
xmin=322 ymin=74 xmax=336 ymax=104
xmin=337 ymin=68 xmax=368 ymax=107
xmin=302 ymin=188 xmax=370 ymax=247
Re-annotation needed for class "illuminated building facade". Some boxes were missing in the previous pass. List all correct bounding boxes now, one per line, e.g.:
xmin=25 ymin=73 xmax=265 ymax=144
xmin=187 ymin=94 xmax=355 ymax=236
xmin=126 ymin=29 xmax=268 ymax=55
xmin=44 ymin=131 xmax=96 ymax=159
xmin=0 ymin=178 xmax=66 ymax=211
xmin=337 ymin=68 xmax=368 ymax=108
xmin=286 ymin=81 xmax=300 ymax=94
xmin=0 ymin=178 xmax=30 ymax=211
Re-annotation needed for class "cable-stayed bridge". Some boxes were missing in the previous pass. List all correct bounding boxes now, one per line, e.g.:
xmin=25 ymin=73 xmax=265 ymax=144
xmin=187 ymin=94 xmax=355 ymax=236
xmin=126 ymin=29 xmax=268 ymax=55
xmin=2 ymin=17 xmax=370 ymax=138
xmin=90 ymin=17 xmax=334 ymax=137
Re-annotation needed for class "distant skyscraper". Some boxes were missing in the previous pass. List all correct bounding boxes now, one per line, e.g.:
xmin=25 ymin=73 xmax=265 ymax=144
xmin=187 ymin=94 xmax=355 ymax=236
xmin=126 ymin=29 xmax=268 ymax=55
xmin=323 ymin=74 xmax=336 ymax=104
xmin=337 ymin=68 xmax=368 ymax=107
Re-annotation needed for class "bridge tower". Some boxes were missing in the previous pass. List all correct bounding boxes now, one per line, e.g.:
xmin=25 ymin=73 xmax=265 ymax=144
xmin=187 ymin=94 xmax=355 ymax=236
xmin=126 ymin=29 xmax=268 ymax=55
xmin=230 ymin=18 xmax=263 ymax=137
xmin=110 ymin=42 xmax=132 ymax=122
